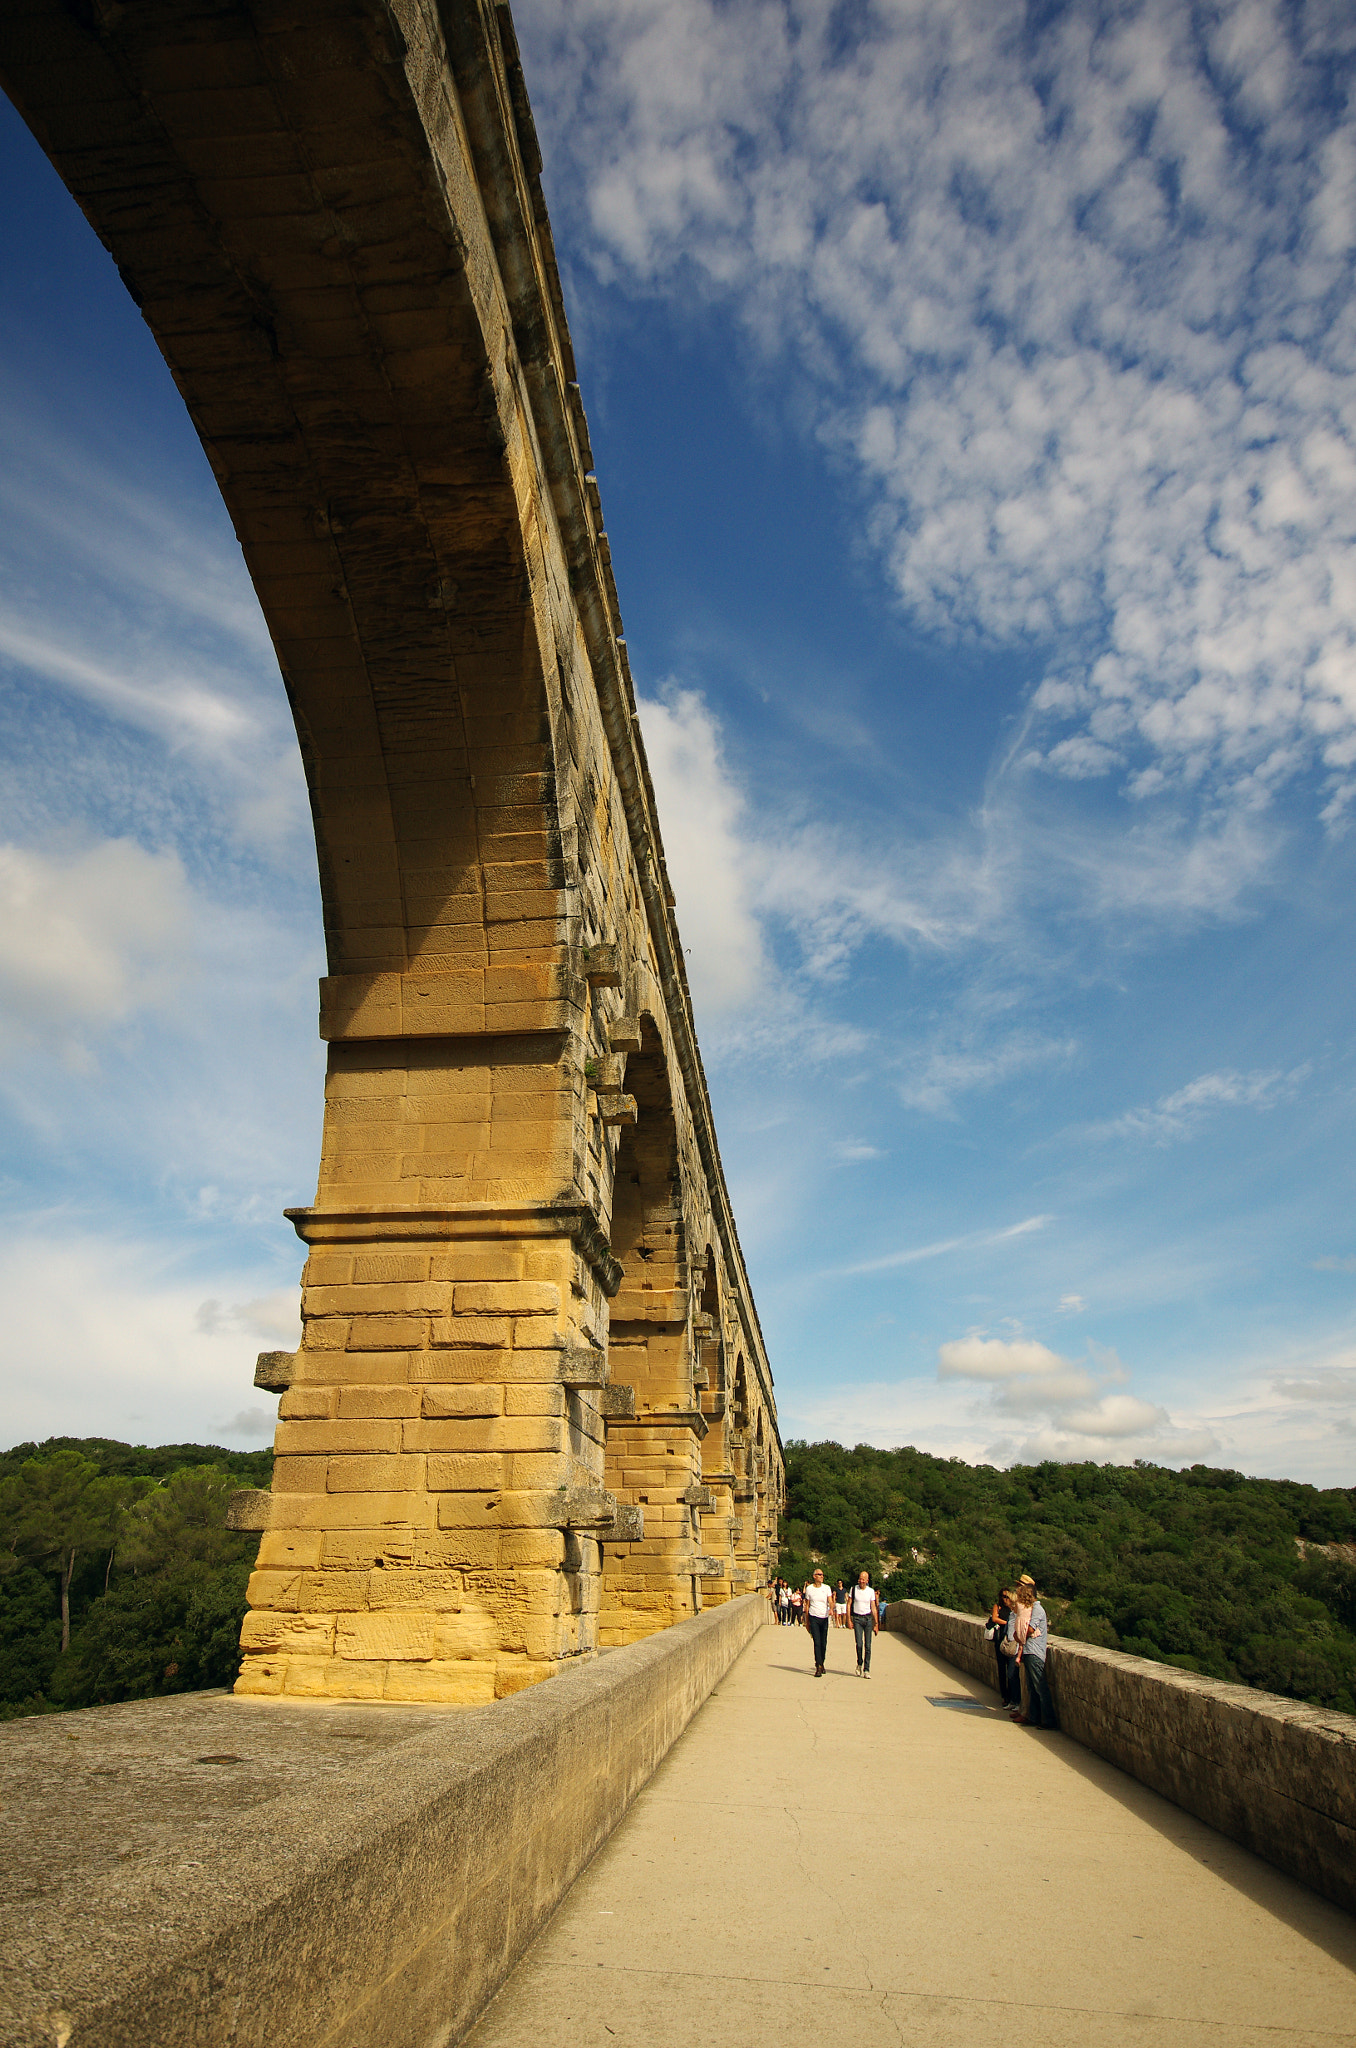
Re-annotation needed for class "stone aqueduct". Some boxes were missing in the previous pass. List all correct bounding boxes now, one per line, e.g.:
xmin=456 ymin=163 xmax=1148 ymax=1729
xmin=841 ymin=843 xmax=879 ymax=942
xmin=1 ymin=0 xmax=783 ymax=1702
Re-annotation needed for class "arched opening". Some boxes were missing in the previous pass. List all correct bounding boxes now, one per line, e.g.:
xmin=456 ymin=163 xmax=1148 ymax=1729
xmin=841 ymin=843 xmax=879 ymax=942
xmin=597 ymin=1017 xmax=707 ymax=1643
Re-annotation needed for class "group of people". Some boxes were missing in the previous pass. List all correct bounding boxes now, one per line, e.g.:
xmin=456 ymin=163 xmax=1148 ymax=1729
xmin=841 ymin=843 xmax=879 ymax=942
xmin=986 ymin=1574 xmax=1057 ymax=1729
xmin=770 ymin=1569 xmax=883 ymax=1678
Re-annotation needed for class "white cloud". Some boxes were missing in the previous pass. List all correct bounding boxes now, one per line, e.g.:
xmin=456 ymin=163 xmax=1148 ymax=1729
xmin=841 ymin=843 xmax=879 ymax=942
xmin=831 ymin=1139 xmax=883 ymax=1162
xmin=520 ymin=0 xmax=1356 ymax=834
xmin=195 ymin=1291 xmax=303 ymax=1345
xmin=0 ymin=1230 xmax=296 ymax=1450
xmin=937 ymin=1330 xmax=1218 ymax=1465
xmin=0 ymin=839 xmax=193 ymax=1063
xmin=1093 ymin=1064 xmax=1307 ymax=1144
xmin=637 ymin=687 xmax=770 ymax=1014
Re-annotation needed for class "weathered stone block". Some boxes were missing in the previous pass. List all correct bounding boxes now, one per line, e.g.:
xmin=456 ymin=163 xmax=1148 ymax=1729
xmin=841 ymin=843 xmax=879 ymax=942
xmin=325 ymin=1455 xmax=427 ymax=1493
xmin=254 ymin=1349 xmax=296 ymax=1391
xmin=335 ymin=1610 xmax=436 ymax=1661
xmin=421 ymin=1382 xmax=505 ymax=1418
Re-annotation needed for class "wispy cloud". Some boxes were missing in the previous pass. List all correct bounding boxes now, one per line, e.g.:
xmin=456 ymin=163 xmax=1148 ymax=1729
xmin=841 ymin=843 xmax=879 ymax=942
xmin=1090 ymin=1065 xmax=1308 ymax=1145
xmin=833 ymin=1212 xmax=1052 ymax=1278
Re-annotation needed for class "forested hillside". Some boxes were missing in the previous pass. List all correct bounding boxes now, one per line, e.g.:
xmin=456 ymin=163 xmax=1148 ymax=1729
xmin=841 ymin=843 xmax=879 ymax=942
xmin=0 ymin=1437 xmax=271 ymax=1719
xmin=778 ymin=1442 xmax=1356 ymax=1714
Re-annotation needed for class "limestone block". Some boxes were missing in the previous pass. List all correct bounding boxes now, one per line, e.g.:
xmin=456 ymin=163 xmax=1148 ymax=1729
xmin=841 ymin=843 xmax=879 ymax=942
xmin=497 ymin=1528 xmax=567 ymax=1567
xmin=583 ymin=941 xmax=621 ymax=987
xmin=607 ymin=1014 xmax=642 ymax=1051
xmin=254 ymin=1349 xmax=296 ymax=1392
xmin=238 ymin=1611 xmax=336 ymax=1656
xmin=338 ymin=1386 xmax=422 ymax=1418
xmin=325 ymin=1453 xmax=426 ymax=1493
xmin=301 ymin=1349 xmax=413 ymax=1384
xmin=421 ymin=1382 xmax=505 ymax=1418
xmin=607 ymin=1504 xmax=645 ymax=1541
xmin=412 ymin=1348 xmax=512 ymax=1382
xmin=506 ymin=1452 xmax=571 ymax=1489
xmin=413 ymin=1531 xmax=501 ymax=1569
xmin=432 ymin=1610 xmax=500 ymax=1658
xmin=256 ymin=1529 xmax=323 ymax=1570
xmin=428 ymin=1313 xmax=511 ymax=1348
xmin=682 ymin=1485 xmax=716 ymax=1508
xmin=453 ymin=1281 xmax=559 ymax=1313
xmin=426 ymin=1451 xmax=509 ymax=1491
xmin=367 ymin=1567 xmax=463 ymax=1612
xmin=284 ymin=1490 xmax=436 ymax=1529
xmin=406 ymin=1418 xmax=564 ymax=1454
xmin=503 ymin=1383 xmax=567 ymax=1417
xmin=276 ymin=1419 xmax=403 ymax=1455
xmin=352 ymin=1254 xmax=430 ymax=1283
xmin=336 ymin=1610 xmax=436 ymax=1661
xmin=246 ymin=1569 xmax=301 ymax=1611
xmin=321 ymin=1660 xmax=386 ymax=1700
xmin=226 ymin=1488 xmax=273 ymax=1530
xmin=280 ymin=1658 xmax=337 ymax=1697
xmin=429 ymin=1247 xmax=523 ymax=1281
xmin=279 ymin=1384 xmax=335 ymax=1419
xmin=321 ymin=1530 xmax=415 ymax=1569
xmin=383 ymin=1659 xmax=497 ymax=1704
xmin=297 ymin=1570 xmax=373 ymax=1612
xmin=600 ymin=1384 xmax=636 ymax=1419
xmin=345 ymin=1315 xmax=428 ymax=1350
xmin=556 ymin=1345 xmax=608 ymax=1388
xmin=494 ymin=1659 xmax=553 ymax=1698
xmin=597 ymin=1091 xmax=637 ymax=1126
xmin=232 ymin=1660 xmax=285 ymax=1696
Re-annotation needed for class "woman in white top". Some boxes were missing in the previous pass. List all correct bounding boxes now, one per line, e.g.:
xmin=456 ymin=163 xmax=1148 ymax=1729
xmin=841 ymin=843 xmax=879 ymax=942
xmin=850 ymin=1571 xmax=879 ymax=1676
xmin=802 ymin=1569 xmax=836 ymax=1676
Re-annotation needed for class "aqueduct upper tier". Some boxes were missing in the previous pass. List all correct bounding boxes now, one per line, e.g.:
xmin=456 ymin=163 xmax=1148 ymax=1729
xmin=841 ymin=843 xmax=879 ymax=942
xmin=0 ymin=0 xmax=783 ymax=1702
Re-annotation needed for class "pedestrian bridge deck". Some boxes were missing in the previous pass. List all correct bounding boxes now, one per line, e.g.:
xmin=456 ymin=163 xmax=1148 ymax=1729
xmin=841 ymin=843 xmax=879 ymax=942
xmin=466 ymin=1619 xmax=1356 ymax=2048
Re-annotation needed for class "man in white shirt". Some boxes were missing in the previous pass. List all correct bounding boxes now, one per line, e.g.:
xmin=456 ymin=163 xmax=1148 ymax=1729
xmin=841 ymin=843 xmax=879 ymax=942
xmin=802 ymin=1568 xmax=835 ymax=1676
xmin=851 ymin=1571 xmax=879 ymax=1676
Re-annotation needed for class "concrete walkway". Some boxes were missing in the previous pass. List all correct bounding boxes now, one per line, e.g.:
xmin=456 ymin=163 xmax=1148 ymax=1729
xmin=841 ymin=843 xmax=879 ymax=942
xmin=466 ymin=1618 xmax=1356 ymax=2048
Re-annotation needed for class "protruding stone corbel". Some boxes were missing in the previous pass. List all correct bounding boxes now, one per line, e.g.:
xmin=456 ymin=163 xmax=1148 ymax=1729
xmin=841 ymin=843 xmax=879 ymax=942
xmin=604 ymin=1503 xmax=644 ymax=1541
xmin=682 ymin=1484 xmax=716 ymax=1510
xmin=254 ymin=1350 xmax=295 ymax=1392
xmin=556 ymin=1345 xmax=609 ymax=1389
xmin=600 ymin=1383 xmax=636 ymax=1419
xmin=695 ymin=1557 xmax=726 ymax=1578
xmin=225 ymin=1489 xmax=272 ymax=1531
xmin=692 ymin=1312 xmax=715 ymax=1339
xmin=597 ymin=1091 xmax=637 ymax=1125
xmin=555 ymin=1485 xmax=622 ymax=1529
xmin=607 ymin=1015 xmax=642 ymax=1052
xmin=583 ymin=942 xmax=622 ymax=988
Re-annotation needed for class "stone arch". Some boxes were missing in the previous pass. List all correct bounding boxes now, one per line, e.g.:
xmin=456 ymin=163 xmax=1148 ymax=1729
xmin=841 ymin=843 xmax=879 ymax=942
xmin=596 ymin=1016 xmax=709 ymax=1642
xmin=0 ymin=0 xmax=785 ymax=1699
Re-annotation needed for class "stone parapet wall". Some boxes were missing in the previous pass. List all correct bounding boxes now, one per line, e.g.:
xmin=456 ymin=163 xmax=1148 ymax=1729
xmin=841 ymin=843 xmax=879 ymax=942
xmin=885 ymin=1599 xmax=1356 ymax=1915
xmin=0 ymin=1596 xmax=770 ymax=2048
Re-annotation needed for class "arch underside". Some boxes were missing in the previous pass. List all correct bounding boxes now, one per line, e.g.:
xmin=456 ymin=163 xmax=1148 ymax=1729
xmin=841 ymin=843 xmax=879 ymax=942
xmin=0 ymin=0 xmax=783 ymax=1699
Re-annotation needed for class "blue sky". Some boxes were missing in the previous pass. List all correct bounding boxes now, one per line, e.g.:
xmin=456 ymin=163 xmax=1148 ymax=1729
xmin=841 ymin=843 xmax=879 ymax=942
xmin=2 ymin=0 xmax=1355 ymax=1484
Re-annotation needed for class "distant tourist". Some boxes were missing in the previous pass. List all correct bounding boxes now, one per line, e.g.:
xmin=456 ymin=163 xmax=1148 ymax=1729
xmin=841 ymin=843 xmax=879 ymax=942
xmin=850 ymin=1569 xmax=879 ymax=1676
xmin=834 ymin=1578 xmax=849 ymax=1629
xmin=1007 ymin=1574 xmax=1057 ymax=1729
xmin=987 ymin=1587 xmax=1021 ymax=1709
xmin=803 ymin=1568 xmax=835 ymax=1676
xmin=778 ymin=1581 xmax=792 ymax=1625
xmin=791 ymin=1585 xmax=804 ymax=1626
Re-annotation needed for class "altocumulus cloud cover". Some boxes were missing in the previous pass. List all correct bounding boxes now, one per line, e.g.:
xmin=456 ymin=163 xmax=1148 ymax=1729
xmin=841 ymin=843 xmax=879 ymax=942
xmin=1 ymin=0 xmax=1355 ymax=1483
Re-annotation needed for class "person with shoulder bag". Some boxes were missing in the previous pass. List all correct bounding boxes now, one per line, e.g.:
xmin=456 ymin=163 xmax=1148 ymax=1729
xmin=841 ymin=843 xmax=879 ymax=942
xmin=986 ymin=1586 xmax=1021 ymax=1707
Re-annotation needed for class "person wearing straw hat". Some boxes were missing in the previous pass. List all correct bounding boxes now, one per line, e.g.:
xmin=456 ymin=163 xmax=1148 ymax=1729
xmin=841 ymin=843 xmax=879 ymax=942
xmin=1007 ymin=1573 xmax=1057 ymax=1728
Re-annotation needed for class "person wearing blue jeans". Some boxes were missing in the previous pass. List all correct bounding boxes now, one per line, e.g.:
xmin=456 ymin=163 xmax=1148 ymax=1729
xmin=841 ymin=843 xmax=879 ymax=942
xmin=851 ymin=1571 xmax=879 ymax=1675
xmin=1007 ymin=1575 xmax=1058 ymax=1728
xmin=803 ymin=1569 xmax=835 ymax=1676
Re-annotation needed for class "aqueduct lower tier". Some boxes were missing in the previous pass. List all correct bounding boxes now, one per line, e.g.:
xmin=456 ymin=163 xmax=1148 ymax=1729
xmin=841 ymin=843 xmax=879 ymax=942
xmin=0 ymin=0 xmax=783 ymax=1701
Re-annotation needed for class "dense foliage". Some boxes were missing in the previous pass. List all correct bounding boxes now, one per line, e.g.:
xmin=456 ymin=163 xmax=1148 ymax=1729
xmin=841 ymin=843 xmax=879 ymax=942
xmin=0 ymin=1437 xmax=272 ymax=1719
xmin=777 ymin=1441 xmax=1356 ymax=1714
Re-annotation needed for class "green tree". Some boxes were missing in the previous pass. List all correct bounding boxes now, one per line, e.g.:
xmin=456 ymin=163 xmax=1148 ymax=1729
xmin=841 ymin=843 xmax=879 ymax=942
xmin=0 ymin=1450 xmax=132 ymax=1651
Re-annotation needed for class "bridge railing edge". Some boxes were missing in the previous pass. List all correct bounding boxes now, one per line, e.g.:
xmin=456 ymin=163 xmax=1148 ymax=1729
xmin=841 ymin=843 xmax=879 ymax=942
xmin=884 ymin=1598 xmax=1356 ymax=1917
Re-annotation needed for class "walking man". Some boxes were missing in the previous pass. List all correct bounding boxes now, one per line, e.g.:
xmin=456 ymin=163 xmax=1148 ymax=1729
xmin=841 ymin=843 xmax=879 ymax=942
xmin=851 ymin=1569 xmax=879 ymax=1676
xmin=1008 ymin=1574 xmax=1058 ymax=1729
xmin=803 ymin=1568 xmax=835 ymax=1677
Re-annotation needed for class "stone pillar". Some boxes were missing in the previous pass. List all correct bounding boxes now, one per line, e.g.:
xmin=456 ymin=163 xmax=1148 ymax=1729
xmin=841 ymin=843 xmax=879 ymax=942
xmin=233 ymin=971 xmax=640 ymax=1702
